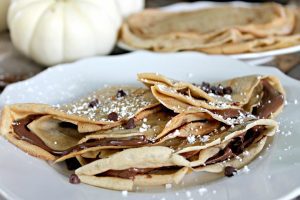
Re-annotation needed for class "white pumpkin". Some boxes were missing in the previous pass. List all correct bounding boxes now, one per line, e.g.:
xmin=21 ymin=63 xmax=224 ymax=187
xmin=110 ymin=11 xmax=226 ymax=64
xmin=116 ymin=0 xmax=145 ymax=18
xmin=8 ymin=0 xmax=122 ymax=66
xmin=0 ymin=0 xmax=10 ymax=32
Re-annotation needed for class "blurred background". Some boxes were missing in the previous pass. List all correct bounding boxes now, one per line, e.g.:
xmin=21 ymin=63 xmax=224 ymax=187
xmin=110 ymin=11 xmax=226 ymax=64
xmin=0 ymin=0 xmax=299 ymax=92
xmin=146 ymin=0 xmax=294 ymax=7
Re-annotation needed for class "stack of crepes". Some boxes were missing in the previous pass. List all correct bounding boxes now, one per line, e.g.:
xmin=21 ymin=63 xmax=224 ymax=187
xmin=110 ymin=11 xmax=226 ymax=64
xmin=120 ymin=3 xmax=300 ymax=54
xmin=0 ymin=73 xmax=285 ymax=191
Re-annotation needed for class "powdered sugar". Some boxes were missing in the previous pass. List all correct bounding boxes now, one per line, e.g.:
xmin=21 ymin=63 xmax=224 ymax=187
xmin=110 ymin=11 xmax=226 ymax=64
xmin=187 ymin=135 xmax=196 ymax=144
xmin=54 ymin=87 xmax=157 ymax=122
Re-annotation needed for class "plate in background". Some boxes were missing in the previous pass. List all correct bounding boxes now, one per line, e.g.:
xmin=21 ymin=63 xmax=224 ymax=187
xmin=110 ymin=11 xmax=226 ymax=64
xmin=118 ymin=1 xmax=300 ymax=64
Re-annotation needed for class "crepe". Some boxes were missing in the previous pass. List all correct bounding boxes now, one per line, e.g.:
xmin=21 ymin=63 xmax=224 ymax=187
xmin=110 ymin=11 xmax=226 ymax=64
xmin=119 ymin=3 xmax=300 ymax=54
xmin=0 ymin=86 xmax=159 ymax=160
xmin=138 ymin=73 xmax=285 ymax=120
xmin=74 ymin=118 xmax=277 ymax=191
xmin=198 ymin=7 xmax=300 ymax=54
xmin=0 ymin=73 xmax=284 ymax=191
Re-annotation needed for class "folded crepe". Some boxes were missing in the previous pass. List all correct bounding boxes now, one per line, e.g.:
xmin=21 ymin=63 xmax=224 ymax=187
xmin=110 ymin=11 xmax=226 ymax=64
xmin=0 ymin=86 xmax=160 ymax=161
xmin=0 ymin=85 xmax=234 ymax=162
xmin=138 ymin=73 xmax=285 ymax=120
xmin=119 ymin=3 xmax=300 ymax=54
xmin=75 ymin=146 xmax=190 ymax=191
xmin=0 ymin=73 xmax=284 ymax=191
xmin=199 ymin=7 xmax=300 ymax=54
xmin=74 ymin=118 xmax=278 ymax=191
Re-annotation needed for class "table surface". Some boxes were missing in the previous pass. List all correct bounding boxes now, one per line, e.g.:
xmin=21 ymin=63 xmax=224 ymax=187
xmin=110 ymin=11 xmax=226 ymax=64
xmin=0 ymin=1 xmax=299 ymax=200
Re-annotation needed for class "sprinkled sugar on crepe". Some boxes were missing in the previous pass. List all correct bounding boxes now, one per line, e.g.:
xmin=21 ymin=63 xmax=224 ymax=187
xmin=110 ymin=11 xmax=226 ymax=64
xmin=0 ymin=73 xmax=285 ymax=191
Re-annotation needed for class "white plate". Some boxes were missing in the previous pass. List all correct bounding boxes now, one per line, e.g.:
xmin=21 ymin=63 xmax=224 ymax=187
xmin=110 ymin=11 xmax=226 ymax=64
xmin=0 ymin=52 xmax=300 ymax=200
xmin=118 ymin=1 xmax=300 ymax=61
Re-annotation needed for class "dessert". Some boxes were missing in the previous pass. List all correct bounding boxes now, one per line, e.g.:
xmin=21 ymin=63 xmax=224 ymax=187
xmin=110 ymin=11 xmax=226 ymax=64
xmin=0 ymin=73 xmax=285 ymax=191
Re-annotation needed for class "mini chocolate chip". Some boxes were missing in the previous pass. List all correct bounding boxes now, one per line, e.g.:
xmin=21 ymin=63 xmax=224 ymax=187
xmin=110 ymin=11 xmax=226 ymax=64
xmin=116 ymin=90 xmax=127 ymax=98
xmin=210 ymin=86 xmax=217 ymax=94
xmin=224 ymin=166 xmax=237 ymax=177
xmin=88 ymin=99 xmax=99 ymax=108
xmin=123 ymin=118 xmax=136 ymax=129
xmin=223 ymin=87 xmax=233 ymax=95
xmin=215 ymin=87 xmax=224 ymax=96
xmin=107 ymin=112 xmax=118 ymax=121
xmin=69 ymin=173 xmax=80 ymax=184
xmin=200 ymin=82 xmax=211 ymax=93
xmin=201 ymin=82 xmax=210 ymax=88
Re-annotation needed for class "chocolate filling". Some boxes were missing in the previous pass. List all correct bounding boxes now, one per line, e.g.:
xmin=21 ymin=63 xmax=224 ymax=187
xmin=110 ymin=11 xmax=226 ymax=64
xmin=12 ymin=116 xmax=149 ymax=156
xmin=94 ymin=126 xmax=263 ymax=179
xmin=253 ymin=80 xmax=284 ymax=119
xmin=205 ymin=126 xmax=264 ymax=165
xmin=212 ymin=109 xmax=245 ymax=119
xmin=180 ymin=150 xmax=200 ymax=159
xmin=98 ymin=166 xmax=182 ymax=180
xmin=58 ymin=122 xmax=78 ymax=129
xmin=100 ymin=168 xmax=155 ymax=180
xmin=12 ymin=115 xmax=60 ymax=154
xmin=65 ymin=158 xmax=82 ymax=170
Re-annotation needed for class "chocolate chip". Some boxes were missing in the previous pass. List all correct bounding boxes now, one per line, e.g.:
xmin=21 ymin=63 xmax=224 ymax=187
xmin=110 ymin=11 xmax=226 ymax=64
xmin=201 ymin=82 xmax=210 ymax=92
xmin=223 ymin=87 xmax=233 ymax=95
xmin=224 ymin=166 xmax=237 ymax=177
xmin=216 ymin=87 xmax=224 ymax=96
xmin=107 ymin=112 xmax=118 ymax=121
xmin=69 ymin=173 xmax=80 ymax=184
xmin=116 ymin=90 xmax=127 ymax=98
xmin=123 ymin=118 xmax=136 ymax=129
xmin=198 ymin=82 xmax=233 ymax=97
xmin=88 ymin=99 xmax=99 ymax=108
xmin=210 ymin=86 xmax=217 ymax=94
xmin=201 ymin=82 xmax=210 ymax=88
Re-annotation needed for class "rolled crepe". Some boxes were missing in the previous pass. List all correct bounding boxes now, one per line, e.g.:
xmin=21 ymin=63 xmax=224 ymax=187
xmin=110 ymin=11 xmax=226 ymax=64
xmin=119 ymin=3 xmax=297 ymax=53
xmin=138 ymin=73 xmax=285 ymax=119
